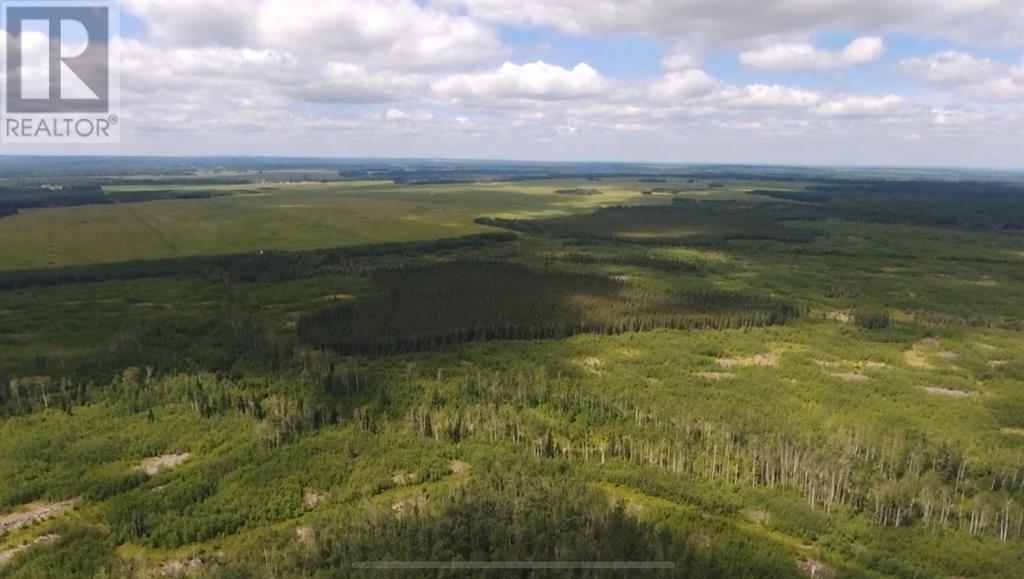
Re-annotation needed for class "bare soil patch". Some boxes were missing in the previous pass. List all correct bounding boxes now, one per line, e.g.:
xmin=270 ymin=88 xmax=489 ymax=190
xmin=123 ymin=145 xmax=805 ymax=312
xmin=987 ymin=360 xmax=1008 ymax=367
xmin=696 ymin=371 xmax=734 ymax=381
xmin=159 ymin=557 xmax=203 ymax=577
xmin=922 ymin=386 xmax=977 ymax=398
xmin=0 ymin=534 xmax=59 ymax=566
xmin=318 ymin=294 xmax=356 ymax=301
xmin=716 ymin=353 xmax=777 ymax=368
xmin=743 ymin=509 xmax=770 ymax=524
xmin=824 ymin=311 xmax=851 ymax=324
xmin=391 ymin=471 xmax=419 ymax=485
xmin=799 ymin=558 xmax=835 ymax=578
xmin=303 ymin=490 xmax=326 ymax=507
xmin=295 ymin=526 xmax=315 ymax=547
xmin=138 ymin=453 xmax=190 ymax=476
xmin=831 ymin=372 xmax=869 ymax=382
xmin=0 ymin=499 xmax=76 ymax=532
xmin=903 ymin=340 xmax=938 ymax=368
xmin=574 ymin=356 xmax=605 ymax=374
xmin=687 ymin=533 xmax=712 ymax=551
xmin=391 ymin=496 xmax=427 ymax=517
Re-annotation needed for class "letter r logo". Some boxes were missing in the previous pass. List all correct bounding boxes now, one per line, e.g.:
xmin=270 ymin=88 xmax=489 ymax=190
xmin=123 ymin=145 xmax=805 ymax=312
xmin=5 ymin=5 xmax=109 ymax=113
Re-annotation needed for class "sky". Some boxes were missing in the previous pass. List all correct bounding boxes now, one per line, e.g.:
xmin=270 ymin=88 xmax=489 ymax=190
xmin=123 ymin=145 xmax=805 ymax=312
xmin=3 ymin=0 xmax=1024 ymax=168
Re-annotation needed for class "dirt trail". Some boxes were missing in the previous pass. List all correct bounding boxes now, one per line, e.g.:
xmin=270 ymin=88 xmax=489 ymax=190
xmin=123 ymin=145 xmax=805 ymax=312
xmin=716 ymin=353 xmax=777 ymax=368
xmin=697 ymin=371 xmax=734 ymax=381
xmin=138 ymin=453 xmax=191 ymax=475
xmin=0 ymin=499 xmax=76 ymax=533
xmin=922 ymin=386 xmax=977 ymax=398
xmin=0 ymin=534 xmax=59 ymax=566
xmin=831 ymin=372 xmax=868 ymax=382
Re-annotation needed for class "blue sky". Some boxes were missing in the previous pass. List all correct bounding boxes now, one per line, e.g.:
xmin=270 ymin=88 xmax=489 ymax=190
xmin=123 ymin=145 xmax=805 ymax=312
xmin=4 ymin=0 xmax=1022 ymax=168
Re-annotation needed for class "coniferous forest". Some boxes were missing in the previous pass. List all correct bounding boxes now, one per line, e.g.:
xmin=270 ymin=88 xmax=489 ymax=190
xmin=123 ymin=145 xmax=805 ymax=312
xmin=0 ymin=163 xmax=1022 ymax=578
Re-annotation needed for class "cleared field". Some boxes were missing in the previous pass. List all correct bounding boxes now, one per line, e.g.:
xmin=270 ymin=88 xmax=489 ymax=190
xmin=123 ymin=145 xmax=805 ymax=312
xmin=0 ymin=178 xmax=798 ymax=270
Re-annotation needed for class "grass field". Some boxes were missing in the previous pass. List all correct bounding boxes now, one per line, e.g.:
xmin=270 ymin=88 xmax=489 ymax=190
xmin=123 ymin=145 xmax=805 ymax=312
xmin=0 ymin=177 xmax=806 ymax=270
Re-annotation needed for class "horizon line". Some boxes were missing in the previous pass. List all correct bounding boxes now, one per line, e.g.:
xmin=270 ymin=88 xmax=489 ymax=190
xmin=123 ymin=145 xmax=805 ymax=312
xmin=0 ymin=153 xmax=1021 ymax=174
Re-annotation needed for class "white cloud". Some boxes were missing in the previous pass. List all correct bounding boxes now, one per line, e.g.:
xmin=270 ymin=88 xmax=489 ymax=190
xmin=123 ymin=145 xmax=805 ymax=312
xmin=661 ymin=49 xmax=701 ymax=71
xmin=814 ymin=94 xmax=914 ymax=118
xmin=385 ymin=108 xmax=434 ymax=122
xmin=461 ymin=1 xmax=1023 ymax=47
xmin=740 ymin=36 xmax=884 ymax=70
xmin=932 ymin=108 xmax=988 ymax=126
xmin=720 ymin=84 xmax=823 ymax=107
xmin=650 ymin=70 xmax=819 ymax=108
xmin=126 ymin=0 xmax=504 ymax=70
xmin=298 ymin=63 xmax=422 ymax=103
xmin=897 ymin=51 xmax=1024 ymax=103
xmin=966 ymin=78 xmax=1024 ymax=103
xmin=433 ymin=61 xmax=609 ymax=103
xmin=897 ymin=51 xmax=1001 ymax=85
xmin=3 ymin=1 xmax=1016 ymax=168
xmin=650 ymin=69 xmax=721 ymax=100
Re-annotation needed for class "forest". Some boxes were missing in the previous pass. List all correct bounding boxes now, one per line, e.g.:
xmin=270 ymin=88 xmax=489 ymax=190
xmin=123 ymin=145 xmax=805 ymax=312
xmin=0 ymin=164 xmax=1021 ymax=578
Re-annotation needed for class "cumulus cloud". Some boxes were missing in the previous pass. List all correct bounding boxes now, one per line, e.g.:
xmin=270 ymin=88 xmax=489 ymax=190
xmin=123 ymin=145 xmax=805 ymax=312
xmin=897 ymin=51 xmax=1023 ymax=103
xmin=719 ymin=84 xmax=823 ymax=107
xmin=897 ymin=51 xmax=1001 ymax=84
xmin=125 ymin=0 xmax=504 ymax=70
xmin=932 ymin=108 xmax=989 ymax=127
xmin=740 ymin=37 xmax=884 ymax=70
xmin=649 ymin=69 xmax=820 ymax=109
xmin=814 ymin=94 xmax=914 ymax=118
xmin=650 ymin=69 xmax=721 ymax=100
xmin=460 ymin=0 xmax=1023 ymax=47
xmin=384 ymin=109 xmax=435 ymax=122
xmin=297 ymin=63 xmax=423 ymax=103
xmin=433 ymin=61 xmax=610 ymax=103
xmin=661 ymin=49 xmax=701 ymax=71
xmin=2 ymin=0 xmax=1016 ymax=167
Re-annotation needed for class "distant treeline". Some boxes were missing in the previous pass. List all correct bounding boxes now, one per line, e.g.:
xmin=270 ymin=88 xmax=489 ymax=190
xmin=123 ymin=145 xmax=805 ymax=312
xmin=536 ymin=251 xmax=704 ymax=274
xmin=749 ymin=180 xmax=1024 ymax=232
xmin=554 ymin=188 xmax=602 ymax=195
xmin=0 ymin=184 xmax=107 ymax=212
xmin=298 ymin=261 xmax=798 ymax=355
xmin=103 ymin=190 xmax=231 ymax=203
xmin=0 ymin=232 xmax=518 ymax=291
xmin=0 ymin=184 xmax=234 ymax=215
xmin=109 ymin=177 xmax=251 ymax=186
